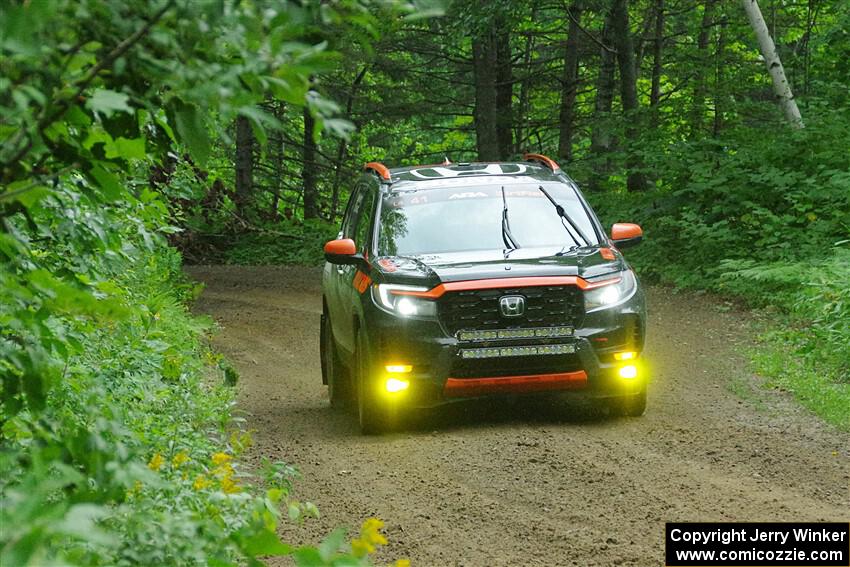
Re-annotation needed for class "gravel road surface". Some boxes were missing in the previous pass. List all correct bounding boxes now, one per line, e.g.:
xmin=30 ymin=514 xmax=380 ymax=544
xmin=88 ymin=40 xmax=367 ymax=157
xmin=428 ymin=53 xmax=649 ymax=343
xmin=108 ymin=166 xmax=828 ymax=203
xmin=187 ymin=265 xmax=849 ymax=567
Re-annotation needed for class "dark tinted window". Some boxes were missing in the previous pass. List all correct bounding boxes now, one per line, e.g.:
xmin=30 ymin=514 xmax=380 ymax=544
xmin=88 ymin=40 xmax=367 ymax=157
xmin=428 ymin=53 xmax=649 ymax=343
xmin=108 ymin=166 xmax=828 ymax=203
xmin=344 ymin=185 xmax=377 ymax=253
xmin=378 ymin=182 xmax=599 ymax=256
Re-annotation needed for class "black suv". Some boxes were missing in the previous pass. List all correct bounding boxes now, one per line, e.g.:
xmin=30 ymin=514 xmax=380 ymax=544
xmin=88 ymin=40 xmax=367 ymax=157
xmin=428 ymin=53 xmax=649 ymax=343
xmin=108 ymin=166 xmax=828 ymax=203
xmin=321 ymin=154 xmax=646 ymax=433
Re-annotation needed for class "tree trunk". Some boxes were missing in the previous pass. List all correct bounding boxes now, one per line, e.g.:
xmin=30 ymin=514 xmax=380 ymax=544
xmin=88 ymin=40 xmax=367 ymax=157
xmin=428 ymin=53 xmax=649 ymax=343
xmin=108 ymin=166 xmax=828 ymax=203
xmin=713 ymin=17 xmax=727 ymax=136
xmin=302 ymin=106 xmax=319 ymax=219
xmin=234 ymin=115 xmax=254 ymax=213
xmin=558 ymin=1 xmax=583 ymax=163
xmin=515 ymin=19 xmax=536 ymax=154
xmin=331 ymin=66 xmax=368 ymax=220
xmin=633 ymin=3 xmax=657 ymax=80
xmin=611 ymin=0 xmax=648 ymax=192
xmin=740 ymin=0 xmax=804 ymax=127
xmin=472 ymin=26 xmax=500 ymax=161
xmin=649 ymin=0 xmax=664 ymax=109
xmin=589 ymin=11 xmax=617 ymax=191
xmin=691 ymin=0 xmax=717 ymax=135
xmin=270 ymin=102 xmax=286 ymax=221
xmin=495 ymin=21 xmax=513 ymax=160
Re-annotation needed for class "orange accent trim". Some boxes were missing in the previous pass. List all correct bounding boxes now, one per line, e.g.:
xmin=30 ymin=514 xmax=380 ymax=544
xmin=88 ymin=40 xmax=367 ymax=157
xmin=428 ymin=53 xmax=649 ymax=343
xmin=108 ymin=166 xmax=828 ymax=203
xmin=523 ymin=153 xmax=561 ymax=172
xmin=324 ymin=238 xmax=356 ymax=255
xmin=610 ymin=223 xmax=643 ymax=241
xmin=600 ymin=248 xmax=616 ymax=260
xmin=390 ymin=276 xmax=621 ymax=299
xmin=364 ymin=162 xmax=391 ymax=181
xmin=443 ymin=371 xmax=587 ymax=397
xmin=353 ymin=270 xmax=371 ymax=294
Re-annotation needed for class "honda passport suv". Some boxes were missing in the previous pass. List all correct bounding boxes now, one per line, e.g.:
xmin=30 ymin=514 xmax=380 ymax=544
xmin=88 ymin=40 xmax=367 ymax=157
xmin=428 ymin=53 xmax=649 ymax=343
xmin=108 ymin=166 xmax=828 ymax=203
xmin=321 ymin=154 xmax=646 ymax=433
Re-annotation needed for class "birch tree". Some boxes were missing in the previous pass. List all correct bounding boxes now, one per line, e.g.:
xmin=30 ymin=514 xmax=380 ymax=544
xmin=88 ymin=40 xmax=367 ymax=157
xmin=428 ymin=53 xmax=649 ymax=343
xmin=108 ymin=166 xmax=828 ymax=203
xmin=741 ymin=0 xmax=804 ymax=127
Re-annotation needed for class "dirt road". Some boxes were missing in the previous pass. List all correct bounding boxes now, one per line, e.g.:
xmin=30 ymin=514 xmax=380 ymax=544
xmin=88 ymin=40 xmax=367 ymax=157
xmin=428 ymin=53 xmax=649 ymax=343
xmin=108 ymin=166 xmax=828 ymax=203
xmin=187 ymin=265 xmax=849 ymax=566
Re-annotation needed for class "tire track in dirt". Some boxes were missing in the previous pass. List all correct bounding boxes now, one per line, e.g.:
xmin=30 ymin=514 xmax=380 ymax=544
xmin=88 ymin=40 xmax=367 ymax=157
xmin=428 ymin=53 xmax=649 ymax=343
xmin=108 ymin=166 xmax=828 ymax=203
xmin=187 ymin=265 xmax=849 ymax=567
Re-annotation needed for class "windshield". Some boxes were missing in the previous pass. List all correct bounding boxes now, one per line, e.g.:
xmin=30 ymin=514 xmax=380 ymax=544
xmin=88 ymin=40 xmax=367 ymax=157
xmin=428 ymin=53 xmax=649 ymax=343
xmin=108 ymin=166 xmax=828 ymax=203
xmin=378 ymin=182 xmax=600 ymax=256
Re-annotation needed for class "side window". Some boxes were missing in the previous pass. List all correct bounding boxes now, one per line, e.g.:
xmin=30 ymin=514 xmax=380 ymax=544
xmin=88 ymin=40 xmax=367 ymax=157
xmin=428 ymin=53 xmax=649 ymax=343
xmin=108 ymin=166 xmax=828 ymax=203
xmin=341 ymin=186 xmax=365 ymax=238
xmin=352 ymin=189 xmax=377 ymax=254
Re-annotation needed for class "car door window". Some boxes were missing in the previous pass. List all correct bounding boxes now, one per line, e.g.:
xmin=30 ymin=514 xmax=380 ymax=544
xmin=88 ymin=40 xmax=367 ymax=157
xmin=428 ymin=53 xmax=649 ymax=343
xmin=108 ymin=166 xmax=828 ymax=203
xmin=353 ymin=192 xmax=376 ymax=254
xmin=341 ymin=186 xmax=365 ymax=239
xmin=344 ymin=185 xmax=376 ymax=254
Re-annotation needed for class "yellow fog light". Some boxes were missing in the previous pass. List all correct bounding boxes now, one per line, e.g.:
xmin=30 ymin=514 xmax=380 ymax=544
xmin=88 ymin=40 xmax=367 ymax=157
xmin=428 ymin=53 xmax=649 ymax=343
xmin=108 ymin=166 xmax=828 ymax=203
xmin=614 ymin=351 xmax=637 ymax=361
xmin=385 ymin=377 xmax=410 ymax=393
xmin=385 ymin=364 xmax=412 ymax=373
xmin=618 ymin=364 xmax=638 ymax=379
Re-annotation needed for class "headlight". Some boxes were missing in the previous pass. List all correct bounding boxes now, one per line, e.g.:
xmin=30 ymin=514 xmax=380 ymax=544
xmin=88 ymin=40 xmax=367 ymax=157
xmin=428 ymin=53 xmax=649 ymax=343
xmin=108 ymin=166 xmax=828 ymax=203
xmin=372 ymin=284 xmax=437 ymax=318
xmin=584 ymin=271 xmax=637 ymax=312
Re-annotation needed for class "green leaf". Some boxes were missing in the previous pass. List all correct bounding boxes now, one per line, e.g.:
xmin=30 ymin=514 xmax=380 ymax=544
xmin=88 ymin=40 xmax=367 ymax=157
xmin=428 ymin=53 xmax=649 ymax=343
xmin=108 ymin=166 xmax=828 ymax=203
xmin=317 ymin=527 xmax=347 ymax=562
xmin=88 ymin=165 xmax=124 ymax=201
xmin=104 ymin=136 xmax=146 ymax=160
xmin=292 ymin=547 xmax=325 ymax=567
xmin=86 ymin=89 xmax=132 ymax=118
xmin=0 ymin=180 xmax=49 ymax=208
xmin=239 ymin=528 xmax=293 ymax=557
xmin=56 ymin=504 xmax=115 ymax=546
xmin=83 ymin=128 xmax=113 ymax=151
xmin=173 ymin=102 xmax=210 ymax=165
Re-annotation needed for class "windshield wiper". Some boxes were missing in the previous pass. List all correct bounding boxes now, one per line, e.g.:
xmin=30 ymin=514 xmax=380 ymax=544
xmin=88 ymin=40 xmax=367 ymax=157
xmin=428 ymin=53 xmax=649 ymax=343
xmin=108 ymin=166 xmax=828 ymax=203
xmin=501 ymin=186 xmax=520 ymax=250
xmin=538 ymin=185 xmax=591 ymax=247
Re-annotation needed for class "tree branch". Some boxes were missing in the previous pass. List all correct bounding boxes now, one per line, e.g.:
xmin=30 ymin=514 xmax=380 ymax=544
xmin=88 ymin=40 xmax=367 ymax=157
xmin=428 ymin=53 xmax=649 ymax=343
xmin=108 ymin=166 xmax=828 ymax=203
xmin=2 ymin=0 xmax=175 ymax=172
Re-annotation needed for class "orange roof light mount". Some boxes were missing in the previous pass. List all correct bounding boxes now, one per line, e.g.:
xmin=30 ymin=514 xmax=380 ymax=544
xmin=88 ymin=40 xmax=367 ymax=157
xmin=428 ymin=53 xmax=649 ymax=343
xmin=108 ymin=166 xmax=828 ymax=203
xmin=523 ymin=153 xmax=561 ymax=173
xmin=364 ymin=162 xmax=392 ymax=182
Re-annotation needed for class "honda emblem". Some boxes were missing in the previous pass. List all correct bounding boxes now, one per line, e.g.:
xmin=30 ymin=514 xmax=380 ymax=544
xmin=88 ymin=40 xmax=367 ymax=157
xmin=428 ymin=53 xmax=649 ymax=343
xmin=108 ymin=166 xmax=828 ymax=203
xmin=499 ymin=295 xmax=526 ymax=317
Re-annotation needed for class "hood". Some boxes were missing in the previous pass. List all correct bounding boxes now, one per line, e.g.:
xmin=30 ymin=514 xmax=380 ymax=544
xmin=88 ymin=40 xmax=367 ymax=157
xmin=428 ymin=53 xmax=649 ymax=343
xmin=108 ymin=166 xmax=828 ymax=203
xmin=373 ymin=246 xmax=624 ymax=286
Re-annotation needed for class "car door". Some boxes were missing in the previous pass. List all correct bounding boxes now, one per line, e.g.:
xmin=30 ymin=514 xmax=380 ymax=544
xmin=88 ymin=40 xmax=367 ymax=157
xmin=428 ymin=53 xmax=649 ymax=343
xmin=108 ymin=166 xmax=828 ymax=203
xmin=331 ymin=182 xmax=376 ymax=356
xmin=327 ymin=185 xmax=360 ymax=353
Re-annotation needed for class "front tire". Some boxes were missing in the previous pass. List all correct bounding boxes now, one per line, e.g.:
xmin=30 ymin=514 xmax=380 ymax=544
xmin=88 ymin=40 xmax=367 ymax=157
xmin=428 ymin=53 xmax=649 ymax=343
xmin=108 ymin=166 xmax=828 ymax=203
xmin=321 ymin=311 xmax=351 ymax=408
xmin=355 ymin=329 xmax=390 ymax=435
xmin=611 ymin=387 xmax=647 ymax=417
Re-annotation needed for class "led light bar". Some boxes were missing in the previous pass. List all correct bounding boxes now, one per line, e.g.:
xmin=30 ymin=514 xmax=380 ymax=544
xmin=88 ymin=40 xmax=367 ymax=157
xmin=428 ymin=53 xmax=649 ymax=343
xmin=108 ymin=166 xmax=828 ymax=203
xmin=457 ymin=326 xmax=574 ymax=342
xmin=460 ymin=343 xmax=576 ymax=359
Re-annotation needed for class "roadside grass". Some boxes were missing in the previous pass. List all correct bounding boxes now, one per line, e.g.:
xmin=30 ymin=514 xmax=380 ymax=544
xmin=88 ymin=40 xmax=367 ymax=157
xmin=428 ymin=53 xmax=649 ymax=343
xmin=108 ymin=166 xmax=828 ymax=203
xmin=749 ymin=327 xmax=850 ymax=431
xmin=221 ymin=219 xmax=337 ymax=266
xmin=2 ymin=221 xmax=400 ymax=564
xmin=726 ymin=374 xmax=770 ymax=415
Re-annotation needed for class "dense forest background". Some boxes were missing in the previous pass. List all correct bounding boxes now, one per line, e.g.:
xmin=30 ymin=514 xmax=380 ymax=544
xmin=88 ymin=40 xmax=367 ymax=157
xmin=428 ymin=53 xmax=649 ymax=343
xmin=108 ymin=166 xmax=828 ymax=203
xmin=1 ymin=0 xmax=848 ymax=564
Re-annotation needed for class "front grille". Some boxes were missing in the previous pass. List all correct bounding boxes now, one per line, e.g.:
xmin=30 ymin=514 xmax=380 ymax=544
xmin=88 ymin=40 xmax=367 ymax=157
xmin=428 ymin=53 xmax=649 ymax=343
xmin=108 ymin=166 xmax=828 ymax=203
xmin=438 ymin=285 xmax=584 ymax=336
xmin=449 ymin=353 xmax=583 ymax=379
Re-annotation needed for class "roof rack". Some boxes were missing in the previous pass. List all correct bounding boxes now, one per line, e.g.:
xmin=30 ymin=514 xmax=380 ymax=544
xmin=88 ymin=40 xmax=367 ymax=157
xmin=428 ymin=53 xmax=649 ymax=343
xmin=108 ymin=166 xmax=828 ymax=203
xmin=364 ymin=162 xmax=391 ymax=182
xmin=412 ymin=157 xmax=452 ymax=168
xmin=523 ymin=153 xmax=561 ymax=173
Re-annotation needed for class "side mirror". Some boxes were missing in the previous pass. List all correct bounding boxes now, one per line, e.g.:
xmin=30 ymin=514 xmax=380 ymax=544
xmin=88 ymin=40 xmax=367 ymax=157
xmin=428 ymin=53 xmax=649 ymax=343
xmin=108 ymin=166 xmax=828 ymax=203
xmin=324 ymin=238 xmax=365 ymax=266
xmin=610 ymin=223 xmax=643 ymax=249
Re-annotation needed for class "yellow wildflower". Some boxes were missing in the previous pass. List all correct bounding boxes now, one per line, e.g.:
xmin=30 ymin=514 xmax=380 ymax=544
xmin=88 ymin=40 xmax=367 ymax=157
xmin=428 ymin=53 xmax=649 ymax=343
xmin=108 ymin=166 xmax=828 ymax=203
xmin=193 ymin=474 xmax=212 ymax=490
xmin=220 ymin=475 xmax=241 ymax=494
xmin=350 ymin=538 xmax=373 ymax=557
xmin=361 ymin=518 xmax=388 ymax=547
xmin=394 ymin=560 xmax=411 ymax=567
xmin=125 ymin=480 xmax=144 ymax=500
xmin=350 ymin=518 xmax=388 ymax=557
xmin=211 ymin=452 xmax=232 ymax=466
xmin=147 ymin=453 xmax=164 ymax=472
xmin=214 ymin=461 xmax=234 ymax=475
xmin=172 ymin=451 xmax=189 ymax=468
